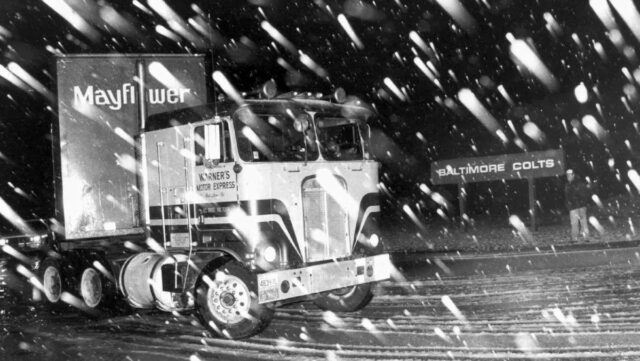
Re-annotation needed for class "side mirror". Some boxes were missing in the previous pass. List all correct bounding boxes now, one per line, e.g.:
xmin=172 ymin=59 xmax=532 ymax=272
xmin=204 ymin=124 xmax=221 ymax=167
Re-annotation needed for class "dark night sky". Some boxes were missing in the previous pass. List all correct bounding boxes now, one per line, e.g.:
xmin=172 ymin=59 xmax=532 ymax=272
xmin=0 ymin=0 xmax=640 ymax=229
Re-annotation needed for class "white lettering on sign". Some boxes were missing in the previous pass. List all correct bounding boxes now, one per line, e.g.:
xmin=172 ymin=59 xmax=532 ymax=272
xmin=73 ymin=83 xmax=191 ymax=110
xmin=436 ymin=163 xmax=505 ymax=177
xmin=512 ymin=159 xmax=554 ymax=171
xmin=435 ymin=159 xmax=557 ymax=177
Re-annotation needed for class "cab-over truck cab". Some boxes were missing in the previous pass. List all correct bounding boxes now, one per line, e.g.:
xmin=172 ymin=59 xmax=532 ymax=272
xmin=138 ymin=94 xmax=390 ymax=338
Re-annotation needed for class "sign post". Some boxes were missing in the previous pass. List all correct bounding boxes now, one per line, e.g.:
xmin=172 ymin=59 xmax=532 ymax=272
xmin=459 ymin=180 xmax=467 ymax=228
xmin=430 ymin=150 xmax=565 ymax=232
xmin=528 ymin=176 xmax=536 ymax=231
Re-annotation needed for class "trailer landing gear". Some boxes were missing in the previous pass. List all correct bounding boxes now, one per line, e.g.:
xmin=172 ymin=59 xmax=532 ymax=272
xmin=195 ymin=261 xmax=274 ymax=339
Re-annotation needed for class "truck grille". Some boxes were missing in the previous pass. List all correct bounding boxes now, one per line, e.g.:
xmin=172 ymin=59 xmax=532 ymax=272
xmin=302 ymin=177 xmax=349 ymax=262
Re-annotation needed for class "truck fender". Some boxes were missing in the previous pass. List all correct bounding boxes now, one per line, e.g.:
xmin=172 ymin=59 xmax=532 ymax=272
xmin=199 ymin=253 xmax=236 ymax=276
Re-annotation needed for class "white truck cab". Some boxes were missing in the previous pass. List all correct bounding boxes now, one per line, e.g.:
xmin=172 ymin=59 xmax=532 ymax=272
xmin=138 ymin=95 xmax=390 ymax=338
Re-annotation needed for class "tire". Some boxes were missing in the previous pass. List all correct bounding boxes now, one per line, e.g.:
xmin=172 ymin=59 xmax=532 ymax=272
xmin=79 ymin=266 xmax=120 ymax=315
xmin=80 ymin=267 xmax=104 ymax=309
xmin=77 ymin=261 xmax=131 ymax=318
xmin=40 ymin=258 xmax=64 ymax=304
xmin=38 ymin=257 xmax=71 ymax=311
xmin=313 ymin=283 xmax=374 ymax=312
xmin=194 ymin=260 xmax=274 ymax=339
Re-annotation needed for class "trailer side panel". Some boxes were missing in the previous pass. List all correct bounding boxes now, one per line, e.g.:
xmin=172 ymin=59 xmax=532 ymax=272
xmin=56 ymin=55 xmax=207 ymax=239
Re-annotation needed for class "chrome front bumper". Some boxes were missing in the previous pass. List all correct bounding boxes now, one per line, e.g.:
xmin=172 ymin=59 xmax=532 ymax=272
xmin=257 ymin=254 xmax=391 ymax=304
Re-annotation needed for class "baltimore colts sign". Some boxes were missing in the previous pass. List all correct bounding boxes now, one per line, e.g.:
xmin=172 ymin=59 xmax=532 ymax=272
xmin=431 ymin=150 xmax=565 ymax=184
xmin=431 ymin=150 xmax=565 ymax=230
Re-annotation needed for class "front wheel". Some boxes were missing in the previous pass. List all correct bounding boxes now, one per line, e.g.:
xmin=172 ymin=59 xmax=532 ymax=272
xmin=194 ymin=261 xmax=274 ymax=339
xmin=313 ymin=283 xmax=374 ymax=312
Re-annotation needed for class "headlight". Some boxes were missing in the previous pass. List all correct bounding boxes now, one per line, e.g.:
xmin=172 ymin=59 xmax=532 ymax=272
xmin=262 ymin=246 xmax=277 ymax=263
xmin=369 ymin=234 xmax=379 ymax=248
xmin=27 ymin=235 xmax=44 ymax=248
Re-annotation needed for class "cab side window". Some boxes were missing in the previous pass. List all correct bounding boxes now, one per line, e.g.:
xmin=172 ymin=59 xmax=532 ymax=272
xmin=194 ymin=121 xmax=233 ymax=166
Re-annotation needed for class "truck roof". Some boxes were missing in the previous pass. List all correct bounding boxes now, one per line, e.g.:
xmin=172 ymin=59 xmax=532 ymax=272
xmin=56 ymin=53 xmax=206 ymax=59
xmin=146 ymin=98 xmax=375 ymax=132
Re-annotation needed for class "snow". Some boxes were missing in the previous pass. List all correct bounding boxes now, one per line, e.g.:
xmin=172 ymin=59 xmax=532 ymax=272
xmin=4 ymin=260 xmax=640 ymax=359
xmin=41 ymin=0 xmax=100 ymax=42
xmin=261 ymin=21 xmax=297 ymax=54
xmin=336 ymin=14 xmax=364 ymax=50
xmin=4 ymin=0 xmax=640 ymax=357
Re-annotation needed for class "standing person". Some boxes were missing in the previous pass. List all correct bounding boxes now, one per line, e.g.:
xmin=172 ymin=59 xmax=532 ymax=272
xmin=565 ymin=169 xmax=591 ymax=242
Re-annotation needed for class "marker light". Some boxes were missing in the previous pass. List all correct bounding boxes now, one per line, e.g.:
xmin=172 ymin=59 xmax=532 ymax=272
xmin=262 ymin=80 xmax=277 ymax=99
xmin=333 ymin=87 xmax=346 ymax=103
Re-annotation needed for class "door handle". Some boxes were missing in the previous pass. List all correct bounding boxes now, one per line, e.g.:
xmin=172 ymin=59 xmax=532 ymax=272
xmin=284 ymin=164 xmax=300 ymax=172
xmin=349 ymin=163 xmax=363 ymax=171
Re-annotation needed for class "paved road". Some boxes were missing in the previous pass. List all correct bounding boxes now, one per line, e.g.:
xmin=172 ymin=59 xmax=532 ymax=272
xmin=3 ymin=247 xmax=640 ymax=360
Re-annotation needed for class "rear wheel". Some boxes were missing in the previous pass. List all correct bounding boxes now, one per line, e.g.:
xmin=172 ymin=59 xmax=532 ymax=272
xmin=80 ymin=267 xmax=103 ymax=308
xmin=313 ymin=283 xmax=374 ymax=312
xmin=195 ymin=261 xmax=274 ymax=339
xmin=78 ymin=261 xmax=130 ymax=318
xmin=37 ymin=257 xmax=72 ymax=312
xmin=40 ymin=258 xmax=64 ymax=304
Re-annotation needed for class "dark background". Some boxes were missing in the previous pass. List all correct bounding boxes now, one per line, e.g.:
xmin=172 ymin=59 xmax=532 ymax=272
xmin=0 ymin=0 xmax=638 ymax=232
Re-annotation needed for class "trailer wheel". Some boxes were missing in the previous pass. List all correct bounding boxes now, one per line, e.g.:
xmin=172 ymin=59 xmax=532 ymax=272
xmin=40 ymin=258 xmax=64 ymax=304
xmin=195 ymin=261 xmax=274 ymax=339
xmin=313 ymin=283 xmax=374 ymax=312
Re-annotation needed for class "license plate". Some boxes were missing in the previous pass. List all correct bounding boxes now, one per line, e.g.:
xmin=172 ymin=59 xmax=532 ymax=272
xmin=170 ymin=233 xmax=190 ymax=248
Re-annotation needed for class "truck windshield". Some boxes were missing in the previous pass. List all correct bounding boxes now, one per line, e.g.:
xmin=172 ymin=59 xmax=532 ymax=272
xmin=316 ymin=117 xmax=365 ymax=161
xmin=233 ymin=109 xmax=319 ymax=162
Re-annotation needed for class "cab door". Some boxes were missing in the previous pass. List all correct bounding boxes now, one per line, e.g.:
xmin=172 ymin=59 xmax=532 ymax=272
xmin=192 ymin=120 xmax=238 ymax=219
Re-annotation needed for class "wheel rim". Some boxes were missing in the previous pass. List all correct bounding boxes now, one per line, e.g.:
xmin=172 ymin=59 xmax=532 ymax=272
xmin=81 ymin=268 xmax=102 ymax=308
xmin=206 ymin=274 xmax=251 ymax=325
xmin=43 ymin=265 xmax=61 ymax=303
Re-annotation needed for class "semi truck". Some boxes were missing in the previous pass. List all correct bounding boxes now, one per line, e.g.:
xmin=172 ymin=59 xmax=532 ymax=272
xmin=0 ymin=54 xmax=390 ymax=339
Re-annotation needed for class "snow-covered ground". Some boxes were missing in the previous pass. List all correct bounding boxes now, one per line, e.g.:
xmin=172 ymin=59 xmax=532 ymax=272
xmin=382 ymin=194 xmax=640 ymax=253
xmin=3 ymin=254 xmax=640 ymax=360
